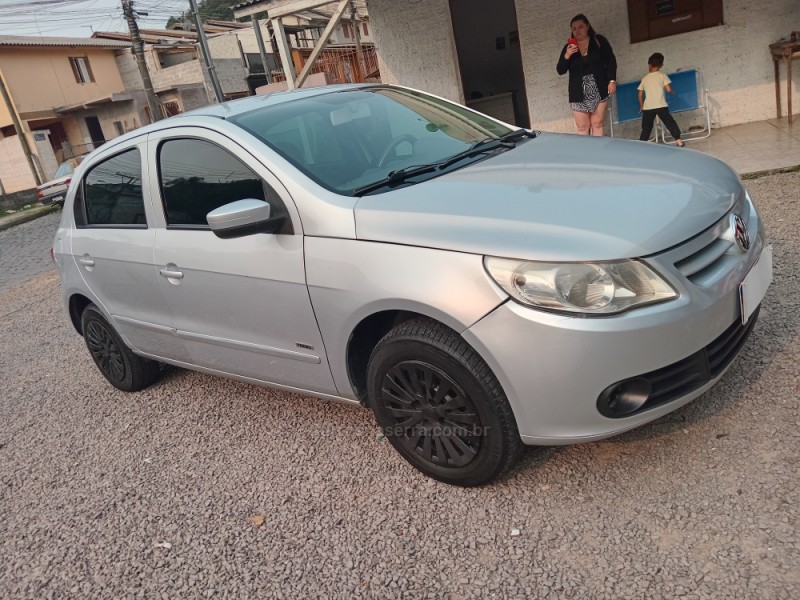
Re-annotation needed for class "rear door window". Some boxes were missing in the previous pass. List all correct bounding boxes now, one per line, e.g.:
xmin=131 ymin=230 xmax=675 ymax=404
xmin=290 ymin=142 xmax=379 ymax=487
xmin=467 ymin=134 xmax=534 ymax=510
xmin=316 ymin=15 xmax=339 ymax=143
xmin=81 ymin=148 xmax=146 ymax=227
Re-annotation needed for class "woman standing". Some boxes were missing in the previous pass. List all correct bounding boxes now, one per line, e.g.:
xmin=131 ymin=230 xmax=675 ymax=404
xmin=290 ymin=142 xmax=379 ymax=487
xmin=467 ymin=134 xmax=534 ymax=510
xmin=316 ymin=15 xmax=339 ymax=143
xmin=556 ymin=14 xmax=618 ymax=136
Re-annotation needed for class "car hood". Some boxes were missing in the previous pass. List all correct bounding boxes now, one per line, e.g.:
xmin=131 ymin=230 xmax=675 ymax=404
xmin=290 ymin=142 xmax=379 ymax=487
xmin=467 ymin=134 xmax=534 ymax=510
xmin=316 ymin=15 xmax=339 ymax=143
xmin=354 ymin=133 xmax=742 ymax=261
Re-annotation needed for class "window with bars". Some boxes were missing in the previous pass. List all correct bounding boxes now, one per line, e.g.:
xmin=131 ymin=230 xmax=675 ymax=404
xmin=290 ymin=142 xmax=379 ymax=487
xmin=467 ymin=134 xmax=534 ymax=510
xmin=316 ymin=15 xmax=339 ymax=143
xmin=69 ymin=56 xmax=94 ymax=84
xmin=162 ymin=101 xmax=182 ymax=118
xmin=627 ymin=0 xmax=723 ymax=43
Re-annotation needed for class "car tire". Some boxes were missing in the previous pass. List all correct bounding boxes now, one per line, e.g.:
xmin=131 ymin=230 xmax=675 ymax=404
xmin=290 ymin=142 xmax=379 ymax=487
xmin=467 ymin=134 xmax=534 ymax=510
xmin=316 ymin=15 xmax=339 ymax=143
xmin=366 ymin=318 xmax=523 ymax=486
xmin=81 ymin=304 xmax=160 ymax=392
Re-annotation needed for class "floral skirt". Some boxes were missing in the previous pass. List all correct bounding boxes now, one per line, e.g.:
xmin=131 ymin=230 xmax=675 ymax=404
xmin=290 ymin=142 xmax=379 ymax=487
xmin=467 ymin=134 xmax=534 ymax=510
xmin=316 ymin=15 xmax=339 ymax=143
xmin=569 ymin=74 xmax=606 ymax=113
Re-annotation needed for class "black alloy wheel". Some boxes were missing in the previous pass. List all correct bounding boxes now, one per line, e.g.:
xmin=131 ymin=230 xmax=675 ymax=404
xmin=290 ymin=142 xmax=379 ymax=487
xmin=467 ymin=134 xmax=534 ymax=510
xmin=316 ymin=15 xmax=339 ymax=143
xmin=85 ymin=319 xmax=126 ymax=383
xmin=367 ymin=318 xmax=522 ymax=486
xmin=81 ymin=304 xmax=160 ymax=392
xmin=381 ymin=360 xmax=483 ymax=468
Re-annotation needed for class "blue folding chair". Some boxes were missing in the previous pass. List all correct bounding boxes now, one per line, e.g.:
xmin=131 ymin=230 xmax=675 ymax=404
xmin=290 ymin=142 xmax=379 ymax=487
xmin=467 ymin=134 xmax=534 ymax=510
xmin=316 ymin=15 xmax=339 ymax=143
xmin=609 ymin=68 xmax=710 ymax=143
xmin=657 ymin=69 xmax=711 ymax=142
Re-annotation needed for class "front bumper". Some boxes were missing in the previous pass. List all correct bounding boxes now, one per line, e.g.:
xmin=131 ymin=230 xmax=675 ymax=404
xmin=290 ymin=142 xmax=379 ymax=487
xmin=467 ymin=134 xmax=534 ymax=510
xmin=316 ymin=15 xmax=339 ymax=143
xmin=463 ymin=198 xmax=768 ymax=445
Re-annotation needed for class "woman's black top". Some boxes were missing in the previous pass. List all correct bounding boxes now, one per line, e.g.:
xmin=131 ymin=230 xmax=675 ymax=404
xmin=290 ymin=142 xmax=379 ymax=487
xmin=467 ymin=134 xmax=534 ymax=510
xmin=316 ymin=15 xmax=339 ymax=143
xmin=556 ymin=34 xmax=618 ymax=103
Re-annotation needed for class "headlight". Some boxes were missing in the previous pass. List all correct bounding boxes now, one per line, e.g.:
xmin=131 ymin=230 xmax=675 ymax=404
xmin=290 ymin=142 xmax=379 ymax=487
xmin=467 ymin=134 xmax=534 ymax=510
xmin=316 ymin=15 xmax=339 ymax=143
xmin=484 ymin=257 xmax=677 ymax=315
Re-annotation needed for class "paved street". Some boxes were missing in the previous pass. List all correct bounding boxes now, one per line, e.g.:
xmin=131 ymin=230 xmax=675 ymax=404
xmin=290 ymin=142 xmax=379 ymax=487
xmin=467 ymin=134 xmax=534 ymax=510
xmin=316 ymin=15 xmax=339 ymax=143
xmin=0 ymin=210 xmax=61 ymax=291
xmin=0 ymin=173 xmax=798 ymax=599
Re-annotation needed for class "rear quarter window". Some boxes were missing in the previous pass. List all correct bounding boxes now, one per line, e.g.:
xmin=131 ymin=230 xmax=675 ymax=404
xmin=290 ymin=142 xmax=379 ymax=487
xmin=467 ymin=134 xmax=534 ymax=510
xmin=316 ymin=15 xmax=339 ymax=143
xmin=81 ymin=148 xmax=147 ymax=227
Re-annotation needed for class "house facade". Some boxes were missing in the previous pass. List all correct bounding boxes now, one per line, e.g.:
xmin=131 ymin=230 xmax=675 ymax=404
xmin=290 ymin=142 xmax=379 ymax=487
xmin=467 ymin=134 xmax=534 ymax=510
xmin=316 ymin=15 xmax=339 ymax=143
xmin=280 ymin=9 xmax=373 ymax=47
xmin=0 ymin=36 xmax=143 ymax=194
xmin=95 ymin=26 xmax=252 ymax=115
xmin=367 ymin=0 xmax=799 ymax=132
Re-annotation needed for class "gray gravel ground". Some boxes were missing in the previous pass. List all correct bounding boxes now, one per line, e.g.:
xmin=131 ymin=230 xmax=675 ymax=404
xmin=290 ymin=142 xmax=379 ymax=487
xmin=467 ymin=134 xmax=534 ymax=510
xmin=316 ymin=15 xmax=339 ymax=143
xmin=1 ymin=172 xmax=798 ymax=599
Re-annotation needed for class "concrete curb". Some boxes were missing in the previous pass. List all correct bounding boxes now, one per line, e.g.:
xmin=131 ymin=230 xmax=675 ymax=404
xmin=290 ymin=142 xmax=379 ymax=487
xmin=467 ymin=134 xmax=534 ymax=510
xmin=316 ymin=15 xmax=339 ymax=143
xmin=741 ymin=164 xmax=800 ymax=180
xmin=0 ymin=205 xmax=60 ymax=232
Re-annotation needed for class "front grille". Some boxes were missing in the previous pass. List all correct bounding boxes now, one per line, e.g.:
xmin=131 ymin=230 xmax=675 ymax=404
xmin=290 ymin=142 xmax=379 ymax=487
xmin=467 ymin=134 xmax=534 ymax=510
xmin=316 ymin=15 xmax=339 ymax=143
xmin=597 ymin=306 xmax=760 ymax=418
xmin=675 ymin=237 xmax=734 ymax=280
xmin=672 ymin=193 xmax=753 ymax=287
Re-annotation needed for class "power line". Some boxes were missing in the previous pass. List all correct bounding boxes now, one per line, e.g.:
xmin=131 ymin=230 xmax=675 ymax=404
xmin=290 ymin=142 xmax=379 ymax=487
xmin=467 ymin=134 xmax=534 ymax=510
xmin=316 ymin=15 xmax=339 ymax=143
xmin=0 ymin=0 xmax=184 ymax=35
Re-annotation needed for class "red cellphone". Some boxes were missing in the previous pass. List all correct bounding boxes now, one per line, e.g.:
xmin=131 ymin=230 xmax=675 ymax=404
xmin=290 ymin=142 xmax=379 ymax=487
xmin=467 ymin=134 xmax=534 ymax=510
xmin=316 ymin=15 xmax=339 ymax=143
xmin=568 ymin=37 xmax=578 ymax=47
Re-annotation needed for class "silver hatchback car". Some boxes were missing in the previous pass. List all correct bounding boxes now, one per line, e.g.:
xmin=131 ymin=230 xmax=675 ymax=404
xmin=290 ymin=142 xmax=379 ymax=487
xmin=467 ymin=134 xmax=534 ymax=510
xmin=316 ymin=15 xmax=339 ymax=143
xmin=53 ymin=84 xmax=772 ymax=486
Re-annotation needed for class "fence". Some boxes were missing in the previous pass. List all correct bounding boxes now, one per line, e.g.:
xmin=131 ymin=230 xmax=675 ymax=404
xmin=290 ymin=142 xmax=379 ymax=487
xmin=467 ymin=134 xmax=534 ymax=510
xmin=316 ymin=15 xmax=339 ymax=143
xmin=271 ymin=44 xmax=380 ymax=85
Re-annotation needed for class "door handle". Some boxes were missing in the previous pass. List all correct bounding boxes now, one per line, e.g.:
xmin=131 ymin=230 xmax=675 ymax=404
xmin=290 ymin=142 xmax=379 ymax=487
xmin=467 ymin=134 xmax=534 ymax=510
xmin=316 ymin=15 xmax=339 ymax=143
xmin=79 ymin=256 xmax=95 ymax=267
xmin=159 ymin=268 xmax=184 ymax=280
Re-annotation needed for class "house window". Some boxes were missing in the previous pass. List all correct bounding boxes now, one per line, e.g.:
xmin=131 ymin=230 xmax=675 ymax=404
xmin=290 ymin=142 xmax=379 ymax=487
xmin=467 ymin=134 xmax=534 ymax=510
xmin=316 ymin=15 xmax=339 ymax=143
xmin=362 ymin=22 xmax=368 ymax=36
xmin=69 ymin=56 xmax=95 ymax=84
xmin=627 ymin=0 xmax=723 ymax=43
xmin=113 ymin=121 xmax=125 ymax=136
xmin=342 ymin=22 xmax=351 ymax=39
xmin=162 ymin=101 xmax=182 ymax=118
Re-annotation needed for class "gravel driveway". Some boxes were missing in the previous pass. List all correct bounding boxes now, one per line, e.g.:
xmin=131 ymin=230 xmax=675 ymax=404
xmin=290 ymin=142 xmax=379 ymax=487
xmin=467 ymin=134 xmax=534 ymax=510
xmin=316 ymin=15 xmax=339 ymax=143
xmin=1 ymin=173 xmax=798 ymax=599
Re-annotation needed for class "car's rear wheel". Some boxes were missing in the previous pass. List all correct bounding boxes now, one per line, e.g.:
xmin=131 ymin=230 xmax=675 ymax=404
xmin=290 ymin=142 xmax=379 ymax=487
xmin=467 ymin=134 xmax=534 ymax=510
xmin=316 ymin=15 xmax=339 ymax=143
xmin=366 ymin=318 xmax=522 ymax=486
xmin=81 ymin=305 xmax=159 ymax=392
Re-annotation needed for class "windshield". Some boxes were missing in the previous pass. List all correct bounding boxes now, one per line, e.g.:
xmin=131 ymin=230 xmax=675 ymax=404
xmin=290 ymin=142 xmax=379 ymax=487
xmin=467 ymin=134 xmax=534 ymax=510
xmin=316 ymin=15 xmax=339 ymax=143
xmin=53 ymin=161 xmax=74 ymax=179
xmin=230 ymin=86 xmax=515 ymax=195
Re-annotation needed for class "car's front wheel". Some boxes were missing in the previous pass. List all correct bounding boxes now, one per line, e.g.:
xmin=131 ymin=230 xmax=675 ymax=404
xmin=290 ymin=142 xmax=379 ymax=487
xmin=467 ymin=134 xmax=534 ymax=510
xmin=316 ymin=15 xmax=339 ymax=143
xmin=366 ymin=319 xmax=522 ymax=486
xmin=81 ymin=305 xmax=160 ymax=392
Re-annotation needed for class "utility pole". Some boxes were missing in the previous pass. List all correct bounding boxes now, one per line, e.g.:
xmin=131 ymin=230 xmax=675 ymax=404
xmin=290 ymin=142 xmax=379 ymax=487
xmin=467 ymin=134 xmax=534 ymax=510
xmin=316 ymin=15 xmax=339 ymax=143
xmin=251 ymin=15 xmax=272 ymax=85
xmin=189 ymin=0 xmax=225 ymax=103
xmin=0 ymin=71 xmax=42 ymax=186
xmin=121 ymin=0 xmax=162 ymax=122
xmin=350 ymin=0 xmax=365 ymax=82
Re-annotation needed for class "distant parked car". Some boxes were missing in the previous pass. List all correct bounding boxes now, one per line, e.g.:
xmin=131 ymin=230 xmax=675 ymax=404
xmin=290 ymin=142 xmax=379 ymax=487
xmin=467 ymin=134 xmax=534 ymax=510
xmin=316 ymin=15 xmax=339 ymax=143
xmin=52 ymin=84 xmax=772 ymax=486
xmin=37 ymin=156 xmax=85 ymax=206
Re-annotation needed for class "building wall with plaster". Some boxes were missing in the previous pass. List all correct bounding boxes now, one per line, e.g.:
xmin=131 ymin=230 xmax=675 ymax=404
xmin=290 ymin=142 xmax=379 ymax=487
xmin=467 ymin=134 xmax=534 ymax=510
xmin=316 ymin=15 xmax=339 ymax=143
xmin=0 ymin=134 xmax=36 ymax=193
xmin=368 ymin=0 xmax=800 ymax=132
xmin=368 ymin=0 xmax=463 ymax=104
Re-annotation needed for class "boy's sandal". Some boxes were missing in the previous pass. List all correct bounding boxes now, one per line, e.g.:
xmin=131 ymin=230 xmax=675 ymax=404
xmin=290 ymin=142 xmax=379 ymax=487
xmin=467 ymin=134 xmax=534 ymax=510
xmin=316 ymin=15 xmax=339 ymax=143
xmin=676 ymin=141 xmax=685 ymax=147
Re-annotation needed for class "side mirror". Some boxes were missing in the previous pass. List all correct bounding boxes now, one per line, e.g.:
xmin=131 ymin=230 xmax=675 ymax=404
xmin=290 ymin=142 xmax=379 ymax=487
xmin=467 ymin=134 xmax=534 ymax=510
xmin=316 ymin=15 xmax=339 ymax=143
xmin=206 ymin=199 xmax=284 ymax=239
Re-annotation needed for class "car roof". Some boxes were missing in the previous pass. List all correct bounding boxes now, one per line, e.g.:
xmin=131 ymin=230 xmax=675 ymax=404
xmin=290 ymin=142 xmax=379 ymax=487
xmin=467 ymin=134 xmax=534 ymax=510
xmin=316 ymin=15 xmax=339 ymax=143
xmin=102 ymin=83 xmax=375 ymax=149
xmin=177 ymin=83 xmax=369 ymax=119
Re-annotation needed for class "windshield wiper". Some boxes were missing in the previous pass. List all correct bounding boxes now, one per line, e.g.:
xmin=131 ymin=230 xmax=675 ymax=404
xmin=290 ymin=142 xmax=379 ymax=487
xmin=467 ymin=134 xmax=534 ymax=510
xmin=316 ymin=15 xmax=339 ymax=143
xmin=353 ymin=163 xmax=440 ymax=196
xmin=353 ymin=132 xmax=533 ymax=196
xmin=500 ymin=128 xmax=537 ymax=142
xmin=437 ymin=138 xmax=516 ymax=170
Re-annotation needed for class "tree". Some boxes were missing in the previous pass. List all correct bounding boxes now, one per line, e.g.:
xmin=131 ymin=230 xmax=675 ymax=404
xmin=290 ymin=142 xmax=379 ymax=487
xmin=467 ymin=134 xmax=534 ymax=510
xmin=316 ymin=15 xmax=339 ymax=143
xmin=165 ymin=0 xmax=239 ymax=28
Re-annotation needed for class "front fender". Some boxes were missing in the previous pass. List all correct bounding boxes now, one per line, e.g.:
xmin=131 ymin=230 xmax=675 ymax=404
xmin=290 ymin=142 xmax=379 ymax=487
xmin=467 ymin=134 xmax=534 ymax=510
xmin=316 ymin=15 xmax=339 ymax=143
xmin=304 ymin=237 xmax=507 ymax=398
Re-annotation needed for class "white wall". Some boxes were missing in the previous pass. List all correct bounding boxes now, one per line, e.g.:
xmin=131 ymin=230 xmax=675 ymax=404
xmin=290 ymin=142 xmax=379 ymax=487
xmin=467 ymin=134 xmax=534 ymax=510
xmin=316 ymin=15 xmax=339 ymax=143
xmin=368 ymin=0 xmax=463 ymax=103
xmin=0 ymin=134 xmax=36 ymax=193
xmin=368 ymin=0 xmax=800 ymax=132
xmin=518 ymin=0 xmax=800 ymax=132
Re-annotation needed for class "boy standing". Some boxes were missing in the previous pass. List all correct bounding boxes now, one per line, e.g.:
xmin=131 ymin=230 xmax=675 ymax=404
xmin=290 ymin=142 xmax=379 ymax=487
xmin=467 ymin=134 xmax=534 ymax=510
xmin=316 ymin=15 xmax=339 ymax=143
xmin=638 ymin=53 xmax=685 ymax=147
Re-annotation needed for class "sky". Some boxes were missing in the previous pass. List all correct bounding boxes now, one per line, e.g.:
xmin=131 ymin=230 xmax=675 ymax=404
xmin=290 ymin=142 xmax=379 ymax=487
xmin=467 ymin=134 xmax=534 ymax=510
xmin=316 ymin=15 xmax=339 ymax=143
xmin=0 ymin=0 xmax=196 ymax=38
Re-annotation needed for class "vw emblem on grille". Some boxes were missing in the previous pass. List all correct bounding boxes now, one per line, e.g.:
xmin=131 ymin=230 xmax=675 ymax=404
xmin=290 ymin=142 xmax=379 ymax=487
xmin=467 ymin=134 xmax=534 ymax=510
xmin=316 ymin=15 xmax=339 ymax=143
xmin=730 ymin=214 xmax=750 ymax=252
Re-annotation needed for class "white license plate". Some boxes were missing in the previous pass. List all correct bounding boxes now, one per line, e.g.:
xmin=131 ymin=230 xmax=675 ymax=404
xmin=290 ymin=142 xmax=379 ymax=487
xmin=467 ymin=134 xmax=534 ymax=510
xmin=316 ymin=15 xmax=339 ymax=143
xmin=52 ymin=196 xmax=63 ymax=202
xmin=739 ymin=245 xmax=772 ymax=324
